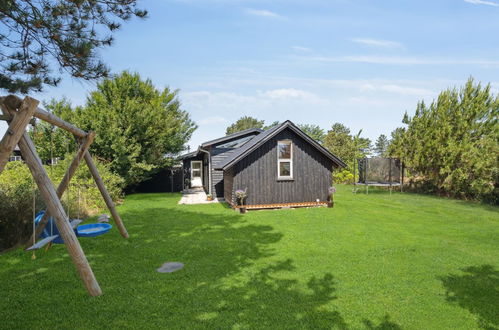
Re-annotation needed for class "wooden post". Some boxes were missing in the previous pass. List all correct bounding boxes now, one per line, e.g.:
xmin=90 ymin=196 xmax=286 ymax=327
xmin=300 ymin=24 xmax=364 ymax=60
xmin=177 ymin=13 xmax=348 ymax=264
xmin=27 ymin=132 xmax=96 ymax=245
xmin=0 ymin=97 xmax=38 ymax=173
xmin=353 ymin=158 xmax=356 ymax=191
xmin=365 ymin=158 xmax=369 ymax=195
xmin=1 ymin=105 xmax=102 ymax=296
xmin=389 ymin=158 xmax=392 ymax=195
xmin=3 ymin=95 xmax=87 ymax=138
xmin=0 ymin=114 xmax=36 ymax=125
xmin=401 ymin=162 xmax=405 ymax=193
xmin=84 ymin=152 xmax=129 ymax=238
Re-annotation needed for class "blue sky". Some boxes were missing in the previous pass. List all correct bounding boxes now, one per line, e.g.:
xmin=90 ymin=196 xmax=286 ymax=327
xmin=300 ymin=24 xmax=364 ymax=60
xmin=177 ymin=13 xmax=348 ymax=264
xmin=2 ymin=0 xmax=499 ymax=149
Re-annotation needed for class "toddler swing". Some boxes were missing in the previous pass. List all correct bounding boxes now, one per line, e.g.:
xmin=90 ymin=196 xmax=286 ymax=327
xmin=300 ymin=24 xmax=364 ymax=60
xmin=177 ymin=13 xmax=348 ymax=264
xmin=26 ymin=124 xmax=111 ymax=253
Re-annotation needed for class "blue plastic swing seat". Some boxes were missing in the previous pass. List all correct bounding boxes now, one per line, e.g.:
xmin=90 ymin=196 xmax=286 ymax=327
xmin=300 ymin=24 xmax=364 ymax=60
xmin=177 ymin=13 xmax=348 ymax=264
xmin=35 ymin=211 xmax=112 ymax=244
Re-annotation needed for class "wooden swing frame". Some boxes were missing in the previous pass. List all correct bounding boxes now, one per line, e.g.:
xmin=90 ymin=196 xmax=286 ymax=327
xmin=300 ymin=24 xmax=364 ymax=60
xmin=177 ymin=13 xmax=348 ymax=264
xmin=0 ymin=95 xmax=129 ymax=297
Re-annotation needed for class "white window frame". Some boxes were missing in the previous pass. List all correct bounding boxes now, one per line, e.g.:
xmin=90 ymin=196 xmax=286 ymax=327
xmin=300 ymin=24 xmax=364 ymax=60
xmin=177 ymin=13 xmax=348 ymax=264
xmin=190 ymin=160 xmax=203 ymax=181
xmin=9 ymin=156 xmax=22 ymax=162
xmin=277 ymin=140 xmax=293 ymax=180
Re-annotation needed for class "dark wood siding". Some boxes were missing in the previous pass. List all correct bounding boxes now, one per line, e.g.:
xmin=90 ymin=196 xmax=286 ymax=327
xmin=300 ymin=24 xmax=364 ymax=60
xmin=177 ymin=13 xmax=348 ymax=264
xmin=230 ymin=128 xmax=336 ymax=205
xmin=210 ymin=147 xmax=240 ymax=199
xmin=223 ymin=167 xmax=234 ymax=205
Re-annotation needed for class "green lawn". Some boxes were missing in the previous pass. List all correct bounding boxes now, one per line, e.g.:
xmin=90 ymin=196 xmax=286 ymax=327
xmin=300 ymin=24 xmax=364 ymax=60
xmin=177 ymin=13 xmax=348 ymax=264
xmin=1 ymin=185 xmax=498 ymax=329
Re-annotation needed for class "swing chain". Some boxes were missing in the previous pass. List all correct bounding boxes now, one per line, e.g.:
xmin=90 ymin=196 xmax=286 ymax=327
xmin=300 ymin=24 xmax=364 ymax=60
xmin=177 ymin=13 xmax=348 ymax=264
xmin=31 ymin=122 xmax=37 ymax=260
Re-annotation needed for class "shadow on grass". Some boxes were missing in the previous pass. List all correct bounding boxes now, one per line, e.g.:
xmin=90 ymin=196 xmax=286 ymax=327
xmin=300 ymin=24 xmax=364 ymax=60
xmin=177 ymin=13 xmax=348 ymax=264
xmin=364 ymin=314 xmax=403 ymax=330
xmin=439 ymin=265 xmax=499 ymax=330
xmin=194 ymin=258 xmax=349 ymax=329
xmin=0 ymin=196 xmax=403 ymax=329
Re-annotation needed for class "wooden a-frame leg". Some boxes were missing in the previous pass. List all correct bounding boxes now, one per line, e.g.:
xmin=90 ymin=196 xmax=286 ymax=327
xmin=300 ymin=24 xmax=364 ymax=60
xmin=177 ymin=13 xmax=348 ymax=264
xmin=27 ymin=132 xmax=96 ymax=246
xmin=2 ymin=105 xmax=102 ymax=296
xmin=0 ymin=97 xmax=38 ymax=174
xmin=84 ymin=151 xmax=129 ymax=239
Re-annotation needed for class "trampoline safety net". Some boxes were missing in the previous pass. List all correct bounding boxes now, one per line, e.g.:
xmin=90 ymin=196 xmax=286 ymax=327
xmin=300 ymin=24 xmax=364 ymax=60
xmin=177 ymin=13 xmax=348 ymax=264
xmin=358 ymin=158 xmax=402 ymax=185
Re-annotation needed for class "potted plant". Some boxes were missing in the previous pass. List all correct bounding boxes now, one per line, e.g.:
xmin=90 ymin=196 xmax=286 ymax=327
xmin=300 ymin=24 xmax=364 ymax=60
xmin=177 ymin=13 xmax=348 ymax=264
xmin=206 ymin=194 xmax=213 ymax=201
xmin=235 ymin=189 xmax=247 ymax=214
xmin=327 ymin=186 xmax=336 ymax=208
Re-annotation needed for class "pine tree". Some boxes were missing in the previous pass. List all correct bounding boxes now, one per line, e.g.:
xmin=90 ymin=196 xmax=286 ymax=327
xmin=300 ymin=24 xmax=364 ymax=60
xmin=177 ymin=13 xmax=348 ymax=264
xmin=323 ymin=123 xmax=370 ymax=171
xmin=389 ymin=78 xmax=499 ymax=202
xmin=0 ymin=0 xmax=147 ymax=93
xmin=298 ymin=124 xmax=325 ymax=144
xmin=374 ymin=134 xmax=389 ymax=156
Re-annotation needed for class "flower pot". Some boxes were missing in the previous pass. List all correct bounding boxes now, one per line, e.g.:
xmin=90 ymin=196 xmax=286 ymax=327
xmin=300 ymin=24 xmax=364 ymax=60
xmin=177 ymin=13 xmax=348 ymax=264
xmin=239 ymin=207 xmax=247 ymax=214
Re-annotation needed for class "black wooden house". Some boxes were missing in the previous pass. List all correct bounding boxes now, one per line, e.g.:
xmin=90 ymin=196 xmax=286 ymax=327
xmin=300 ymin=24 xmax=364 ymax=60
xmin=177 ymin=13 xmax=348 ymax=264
xmin=181 ymin=120 xmax=346 ymax=209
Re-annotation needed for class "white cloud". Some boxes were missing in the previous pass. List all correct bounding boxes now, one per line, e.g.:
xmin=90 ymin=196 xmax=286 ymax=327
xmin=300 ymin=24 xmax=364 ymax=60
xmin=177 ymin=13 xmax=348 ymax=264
xmin=292 ymin=46 xmax=313 ymax=52
xmin=352 ymin=38 xmax=404 ymax=49
xmin=302 ymin=55 xmax=499 ymax=66
xmin=179 ymin=76 xmax=469 ymax=149
xmin=262 ymin=88 xmax=315 ymax=99
xmin=245 ymin=8 xmax=283 ymax=18
xmin=358 ymin=83 xmax=434 ymax=96
xmin=198 ymin=116 xmax=227 ymax=125
xmin=464 ymin=0 xmax=499 ymax=6
xmin=261 ymin=88 xmax=329 ymax=105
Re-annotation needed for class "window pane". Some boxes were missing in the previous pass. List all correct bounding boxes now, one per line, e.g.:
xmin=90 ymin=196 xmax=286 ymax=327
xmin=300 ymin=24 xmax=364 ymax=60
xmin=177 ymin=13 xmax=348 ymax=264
xmin=278 ymin=143 xmax=291 ymax=159
xmin=279 ymin=162 xmax=291 ymax=177
xmin=192 ymin=162 xmax=201 ymax=169
xmin=192 ymin=169 xmax=201 ymax=177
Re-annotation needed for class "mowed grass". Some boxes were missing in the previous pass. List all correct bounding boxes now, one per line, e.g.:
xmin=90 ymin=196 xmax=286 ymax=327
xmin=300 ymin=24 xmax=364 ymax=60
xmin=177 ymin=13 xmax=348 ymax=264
xmin=0 ymin=185 xmax=498 ymax=329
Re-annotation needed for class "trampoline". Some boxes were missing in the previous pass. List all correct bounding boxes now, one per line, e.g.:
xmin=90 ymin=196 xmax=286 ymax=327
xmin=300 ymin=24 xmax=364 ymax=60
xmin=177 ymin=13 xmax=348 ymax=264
xmin=355 ymin=157 xmax=404 ymax=194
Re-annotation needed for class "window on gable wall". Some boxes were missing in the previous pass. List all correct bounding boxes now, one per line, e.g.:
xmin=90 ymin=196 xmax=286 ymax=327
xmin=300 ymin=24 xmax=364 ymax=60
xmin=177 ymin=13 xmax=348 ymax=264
xmin=277 ymin=140 xmax=293 ymax=179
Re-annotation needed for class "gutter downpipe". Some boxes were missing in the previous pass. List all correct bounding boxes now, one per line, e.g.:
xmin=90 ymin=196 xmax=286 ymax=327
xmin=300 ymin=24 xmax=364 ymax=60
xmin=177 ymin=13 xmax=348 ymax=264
xmin=198 ymin=147 xmax=212 ymax=196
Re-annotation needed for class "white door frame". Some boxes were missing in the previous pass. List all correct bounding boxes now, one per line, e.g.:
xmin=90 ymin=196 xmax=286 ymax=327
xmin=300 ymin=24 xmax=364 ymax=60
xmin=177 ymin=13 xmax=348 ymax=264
xmin=190 ymin=160 xmax=203 ymax=187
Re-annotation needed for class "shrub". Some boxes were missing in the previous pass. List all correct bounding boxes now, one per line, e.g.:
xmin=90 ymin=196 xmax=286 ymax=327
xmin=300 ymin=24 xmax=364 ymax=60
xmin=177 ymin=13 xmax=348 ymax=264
xmin=47 ymin=155 xmax=124 ymax=217
xmin=0 ymin=162 xmax=44 ymax=252
xmin=0 ymin=156 xmax=123 ymax=252
xmin=333 ymin=169 xmax=354 ymax=184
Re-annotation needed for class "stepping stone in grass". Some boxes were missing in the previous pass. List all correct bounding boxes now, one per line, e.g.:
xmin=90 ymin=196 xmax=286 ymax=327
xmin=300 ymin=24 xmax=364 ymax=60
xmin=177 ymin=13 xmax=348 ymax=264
xmin=157 ymin=262 xmax=184 ymax=273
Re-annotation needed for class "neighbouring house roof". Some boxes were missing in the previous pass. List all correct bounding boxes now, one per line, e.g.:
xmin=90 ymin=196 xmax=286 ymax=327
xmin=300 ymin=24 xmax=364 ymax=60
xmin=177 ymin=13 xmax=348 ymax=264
xmin=200 ymin=127 xmax=263 ymax=148
xmin=179 ymin=150 xmax=199 ymax=159
xmin=213 ymin=120 xmax=347 ymax=170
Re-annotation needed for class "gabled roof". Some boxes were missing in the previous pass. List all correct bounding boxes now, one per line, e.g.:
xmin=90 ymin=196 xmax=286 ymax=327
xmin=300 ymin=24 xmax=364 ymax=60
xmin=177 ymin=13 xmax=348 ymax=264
xmin=200 ymin=127 xmax=263 ymax=148
xmin=214 ymin=120 xmax=347 ymax=170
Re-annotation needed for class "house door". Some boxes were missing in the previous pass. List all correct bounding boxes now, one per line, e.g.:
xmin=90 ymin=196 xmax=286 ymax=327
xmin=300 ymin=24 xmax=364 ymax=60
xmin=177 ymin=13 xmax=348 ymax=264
xmin=190 ymin=161 xmax=203 ymax=187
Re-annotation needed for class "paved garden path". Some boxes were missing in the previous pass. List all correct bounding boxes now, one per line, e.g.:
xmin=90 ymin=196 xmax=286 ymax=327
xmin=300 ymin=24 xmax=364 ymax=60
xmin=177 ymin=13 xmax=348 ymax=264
xmin=178 ymin=187 xmax=217 ymax=204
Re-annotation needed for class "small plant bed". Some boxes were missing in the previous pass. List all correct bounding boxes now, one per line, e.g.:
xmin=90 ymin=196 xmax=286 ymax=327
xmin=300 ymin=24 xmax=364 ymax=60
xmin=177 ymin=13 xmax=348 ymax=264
xmin=0 ymin=185 xmax=498 ymax=329
xmin=232 ymin=201 xmax=328 ymax=210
